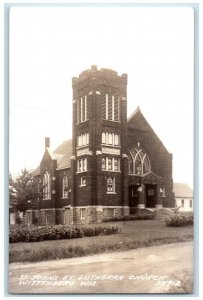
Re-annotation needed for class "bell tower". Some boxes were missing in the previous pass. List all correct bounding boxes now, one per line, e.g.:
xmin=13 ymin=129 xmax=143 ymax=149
xmin=71 ymin=66 xmax=129 ymax=223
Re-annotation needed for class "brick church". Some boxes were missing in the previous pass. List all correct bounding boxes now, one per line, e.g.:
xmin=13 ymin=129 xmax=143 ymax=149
xmin=28 ymin=65 xmax=174 ymax=225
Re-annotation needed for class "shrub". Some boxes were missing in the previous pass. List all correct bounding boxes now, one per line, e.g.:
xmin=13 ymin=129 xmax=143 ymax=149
xmin=103 ymin=213 xmax=154 ymax=222
xmin=165 ymin=213 xmax=193 ymax=227
xmin=9 ymin=224 xmax=121 ymax=243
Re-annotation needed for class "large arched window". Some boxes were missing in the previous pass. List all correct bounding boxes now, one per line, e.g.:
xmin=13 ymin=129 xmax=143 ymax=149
xmin=62 ymin=176 xmax=69 ymax=198
xmin=128 ymin=147 xmax=151 ymax=175
xmin=43 ymin=171 xmax=51 ymax=199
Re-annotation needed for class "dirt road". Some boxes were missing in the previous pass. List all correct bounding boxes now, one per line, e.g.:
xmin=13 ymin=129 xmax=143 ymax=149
xmin=9 ymin=241 xmax=193 ymax=294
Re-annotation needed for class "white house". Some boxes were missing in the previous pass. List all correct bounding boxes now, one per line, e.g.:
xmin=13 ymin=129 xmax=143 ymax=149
xmin=173 ymin=183 xmax=193 ymax=212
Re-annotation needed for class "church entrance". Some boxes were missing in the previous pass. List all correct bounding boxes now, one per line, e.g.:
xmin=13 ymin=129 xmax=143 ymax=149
xmin=145 ymin=184 xmax=157 ymax=208
xmin=129 ymin=186 xmax=140 ymax=214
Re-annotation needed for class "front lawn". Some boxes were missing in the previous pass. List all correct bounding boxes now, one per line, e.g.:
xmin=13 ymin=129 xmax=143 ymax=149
xmin=9 ymin=219 xmax=193 ymax=263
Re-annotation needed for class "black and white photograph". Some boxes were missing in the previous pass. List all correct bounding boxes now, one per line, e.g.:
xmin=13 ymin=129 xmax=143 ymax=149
xmin=6 ymin=2 xmax=196 ymax=295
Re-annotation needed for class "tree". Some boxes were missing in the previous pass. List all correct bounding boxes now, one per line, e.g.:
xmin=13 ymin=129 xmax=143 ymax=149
xmin=9 ymin=169 xmax=40 ymax=215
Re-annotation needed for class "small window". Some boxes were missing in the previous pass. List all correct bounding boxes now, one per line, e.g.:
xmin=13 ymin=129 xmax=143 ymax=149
xmin=114 ymin=134 xmax=119 ymax=146
xmin=108 ymin=208 xmax=116 ymax=218
xmin=102 ymin=158 xmax=106 ymax=170
xmin=107 ymin=177 xmax=115 ymax=193
xmin=181 ymin=199 xmax=184 ymax=207
xmin=78 ymin=160 xmax=82 ymax=172
xmin=80 ymin=208 xmax=86 ymax=220
xmin=108 ymin=133 xmax=113 ymax=145
xmin=108 ymin=158 xmax=112 ymax=170
xmin=78 ymin=158 xmax=87 ymax=172
xmin=114 ymin=158 xmax=119 ymax=171
xmin=190 ymin=199 xmax=192 ymax=208
xmin=102 ymin=132 xmax=106 ymax=144
xmin=81 ymin=176 xmax=86 ymax=186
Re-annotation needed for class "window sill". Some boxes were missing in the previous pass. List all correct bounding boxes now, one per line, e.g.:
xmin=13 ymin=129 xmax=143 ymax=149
xmin=76 ymin=171 xmax=87 ymax=174
xmin=61 ymin=197 xmax=69 ymax=199
xmin=79 ymin=185 xmax=86 ymax=187
xmin=76 ymin=146 xmax=89 ymax=150
xmin=101 ymin=144 xmax=121 ymax=148
xmin=106 ymin=192 xmax=116 ymax=194
xmin=42 ymin=198 xmax=51 ymax=200
xmin=102 ymin=170 xmax=121 ymax=172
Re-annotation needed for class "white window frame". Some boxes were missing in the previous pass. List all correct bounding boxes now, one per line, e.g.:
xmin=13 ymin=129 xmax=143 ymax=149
xmin=102 ymin=132 xmax=106 ymax=144
xmin=77 ymin=133 xmax=89 ymax=147
xmin=107 ymin=177 xmax=115 ymax=193
xmin=62 ymin=175 xmax=69 ymax=198
xmin=80 ymin=208 xmax=86 ymax=220
xmin=101 ymin=132 xmax=120 ymax=146
xmin=81 ymin=176 xmax=87 ymax=186
xmin=102 ymin=157 xmax=120 ymax=171
xmin=112 ymin=95 xmax=115 ymax=121
xmin=43 ymin=171 xmax=51 ymax=199
xmin=77 ymin=158 xmax=87 ymax=172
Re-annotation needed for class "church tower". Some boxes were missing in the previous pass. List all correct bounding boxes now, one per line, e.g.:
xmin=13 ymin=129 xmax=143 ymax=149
xmin=71 ymin=66 xmax=129 ymax=223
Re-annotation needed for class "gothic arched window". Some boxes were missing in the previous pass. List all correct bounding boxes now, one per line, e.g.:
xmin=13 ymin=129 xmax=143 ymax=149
xmin=128 ymin=147 xmax=151 ymax=175
xmin=43 ymin=171 xmax=51 ymax=199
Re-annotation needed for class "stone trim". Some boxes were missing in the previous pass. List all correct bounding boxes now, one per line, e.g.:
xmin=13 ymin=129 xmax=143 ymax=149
xmin=39 ymin=208 xmax=56 ymax=211
xmin=72 ymin=205 xmax=129 ymax=209
xmin=155 ymin=204 xmax=163 ymax=209
xmin=137 ymin=204 xmax=145 ymax=208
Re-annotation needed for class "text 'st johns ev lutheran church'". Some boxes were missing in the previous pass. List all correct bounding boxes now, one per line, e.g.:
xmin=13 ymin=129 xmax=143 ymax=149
xmin=29 ymin=65 xmax=175 ymax=225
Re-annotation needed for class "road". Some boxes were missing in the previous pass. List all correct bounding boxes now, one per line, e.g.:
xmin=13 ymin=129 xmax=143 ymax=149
xmin=9 ymin=241 xmax=193 ymax=294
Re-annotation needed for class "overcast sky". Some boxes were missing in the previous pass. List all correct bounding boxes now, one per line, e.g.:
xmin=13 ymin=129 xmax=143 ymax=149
xmin=9 ymin=6 xmax=194 ymax=187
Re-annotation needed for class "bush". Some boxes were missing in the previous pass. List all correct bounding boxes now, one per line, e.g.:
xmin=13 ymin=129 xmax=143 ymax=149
xmin=9 ymin=224 xmax=121 ymax=243
xmin=103 ymin=213 xmax=154 ymax=222
xmin=165 ymin=213 xmax=193 ymax=227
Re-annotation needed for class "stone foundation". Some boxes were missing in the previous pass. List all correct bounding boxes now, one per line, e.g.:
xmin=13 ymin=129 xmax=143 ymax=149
xmin=25 ymin=206 xmax=130 ymax=225
xmin=40 ymin=209 xmax=56 ymax=225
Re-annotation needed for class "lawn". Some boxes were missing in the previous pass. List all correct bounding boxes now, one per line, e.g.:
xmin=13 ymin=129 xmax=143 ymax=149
xmin=9 ymin=219 xmax=193 ymax=263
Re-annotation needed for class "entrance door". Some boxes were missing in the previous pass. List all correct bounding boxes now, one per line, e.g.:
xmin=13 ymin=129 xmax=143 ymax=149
xmin=145 ymin=184 xmax=156 ymax=208
xmin=129 ymin=186 xmax=139 ymax=214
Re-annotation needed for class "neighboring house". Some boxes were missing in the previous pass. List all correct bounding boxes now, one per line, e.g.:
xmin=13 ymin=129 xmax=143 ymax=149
xmin=27 ymin=65 xmax=175 ymax=225
xmin=173 ymin=183 xmax=193 ymax=212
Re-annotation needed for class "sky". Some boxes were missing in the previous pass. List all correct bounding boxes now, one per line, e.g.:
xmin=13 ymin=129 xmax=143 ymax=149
xmin=9 ymin=6 xmax=194 ymax=187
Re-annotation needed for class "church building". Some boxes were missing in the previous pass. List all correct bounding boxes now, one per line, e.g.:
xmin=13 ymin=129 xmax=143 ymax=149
xmin=28 ymin=65 xmax=174 ymax=225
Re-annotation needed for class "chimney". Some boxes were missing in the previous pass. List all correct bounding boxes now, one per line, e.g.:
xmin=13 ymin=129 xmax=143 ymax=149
xmin=45 ymin=137 xmax=50 ymax=149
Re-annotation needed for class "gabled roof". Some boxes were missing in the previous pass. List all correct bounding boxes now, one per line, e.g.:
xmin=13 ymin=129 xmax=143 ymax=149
xmin=127 ymin=106 xmax=142 ymax=123
xmin=127 ymin=106 xmax=169 ymax=154
xmin=173 ymin=183 xmax=193 ymax=198
xmin=32 ymin=139 xmax=72 ymax=175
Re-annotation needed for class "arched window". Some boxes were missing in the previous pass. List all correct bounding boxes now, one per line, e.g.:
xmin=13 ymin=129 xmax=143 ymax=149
xmin=62 ymin=176 xmax=69 ymax=198
xmin=128 ymin=147 xmax=151 ymax=175
xmin=135 ymin=154 xmax=142 ymax=175
xmin=43 ymin=171 xmax=51 ymax=199
xmin=128 ymin=155 xmax=133 ymax=174
xmin=102 ymin=158 xmax=106 ymax=170
xmin=143 ymin=154 xmax=151 ymax=174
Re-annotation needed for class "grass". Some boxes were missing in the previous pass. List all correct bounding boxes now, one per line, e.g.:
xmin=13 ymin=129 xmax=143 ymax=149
xmin=9 ymin=219 xmax=193 ymax=263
